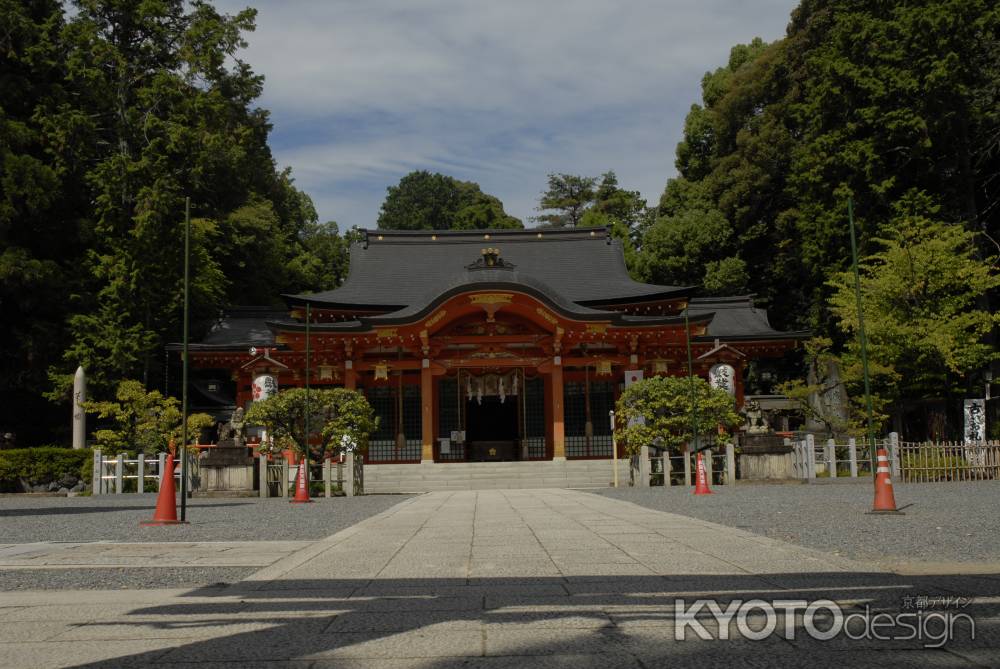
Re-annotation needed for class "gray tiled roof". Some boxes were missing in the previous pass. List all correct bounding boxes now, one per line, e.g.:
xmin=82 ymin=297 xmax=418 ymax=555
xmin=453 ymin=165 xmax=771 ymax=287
xmin=174 ymin=307 xmax=283 ymax=350
xmin=286 ymin=228 xmax=688 ymax=313
xmin=686 ymin=297 xmax=809 ymax=341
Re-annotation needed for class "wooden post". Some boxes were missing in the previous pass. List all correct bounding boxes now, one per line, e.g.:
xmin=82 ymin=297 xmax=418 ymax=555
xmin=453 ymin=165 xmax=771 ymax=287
xmin=115 ymin=452 xmax=125 ymax=494
xmin=683 ymin=449 xmax=692 ymax=486
xmin=344 ymin=362 xmax=356 ymax=390
xmin=421 ymin=362 xmax=434 ymax=462
xmin=848 ymin=438 xmax=858 ymax=477
xmin=725 ymin=442 xmax=736 ymax=485
xmin=551 ymin=362 xmax=565 ymax=460
xmin=888 ymin=432 xmax=901 ymax=478
xmin=638 ymin=444 xmax=650 ymax=487
xmin=826 ymin=438 xmax=837 ymax=477
xmin=136 ymin=453 xmax=145 ymax=493
xmin=158 ymin=452 xmax=166 ymax=492
xmin=92 ymin=449 xmax=103 ymax=495
xmin=280 ymin=457 xmax=289 ymax=497
xmin=704 ymin=448 xmax=714 ymax=484
xmin=258 ymin=453 xmax=267 ymax=497
xmin=805 ymin=434 xmax=816 ymax=480
xmin=663 ymin=452 xmax=671 ymax=487
xmin=323 ymin=457 xmax=332 ymax=498
xmin=345 ymin=450 xmax=356 ymax=497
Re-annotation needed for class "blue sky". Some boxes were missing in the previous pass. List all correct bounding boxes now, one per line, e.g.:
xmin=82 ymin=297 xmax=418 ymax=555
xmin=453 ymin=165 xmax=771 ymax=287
xmin=214 ymin=0 xmax=798 ymax=231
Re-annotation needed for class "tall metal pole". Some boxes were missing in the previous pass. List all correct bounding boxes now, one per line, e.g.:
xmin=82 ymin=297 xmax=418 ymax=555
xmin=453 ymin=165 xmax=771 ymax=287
xmin=180 ymin=197 xmax=190 ymax=521
xmin=684 ymin=304 xmax=700 ymax=453
xmin=848 ymin=197 xmax=878 ymax=486
xmin=304 ymin=303 xmax=311 ymax=490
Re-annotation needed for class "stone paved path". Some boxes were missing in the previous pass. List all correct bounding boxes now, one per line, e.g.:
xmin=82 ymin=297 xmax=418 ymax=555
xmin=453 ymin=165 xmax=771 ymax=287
xmin=0 ymin=489 xmax=997 ymax=668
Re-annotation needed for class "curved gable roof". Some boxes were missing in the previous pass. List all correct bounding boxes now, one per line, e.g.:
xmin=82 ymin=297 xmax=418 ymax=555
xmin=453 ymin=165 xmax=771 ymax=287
xmin=286 ymin=227 xmax=688 ymax=311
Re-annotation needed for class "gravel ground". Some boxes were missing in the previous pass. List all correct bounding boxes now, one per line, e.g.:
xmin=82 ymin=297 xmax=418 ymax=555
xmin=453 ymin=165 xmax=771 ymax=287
xmin=0 ymin=567 xmax=255 ymax=591
xmin=0 ymin=494 xmax=412 ymax=543
xmin=595 ymin=480 xmax=1000 ymax=565
xmin=0 ymin=494 xmax=411 ymax=590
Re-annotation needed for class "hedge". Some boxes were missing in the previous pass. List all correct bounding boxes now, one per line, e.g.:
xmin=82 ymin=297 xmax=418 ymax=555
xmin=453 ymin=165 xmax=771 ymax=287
xmin=0 ymin=447 xmax=93 ymax=488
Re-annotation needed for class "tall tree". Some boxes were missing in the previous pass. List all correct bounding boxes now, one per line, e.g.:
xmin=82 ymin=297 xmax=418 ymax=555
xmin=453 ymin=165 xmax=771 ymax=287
xmin=646 ymin=1 xmax=1000 ymax=333
xmin=535 ymin=173 xmax=596 ymax=228
xmin=0 ymin=0 xmax=347 ymax=446
xmin=826 ymin=193 xmax=999 ymax=417
xmin=377 ymin=171 xmax=522 ymax=230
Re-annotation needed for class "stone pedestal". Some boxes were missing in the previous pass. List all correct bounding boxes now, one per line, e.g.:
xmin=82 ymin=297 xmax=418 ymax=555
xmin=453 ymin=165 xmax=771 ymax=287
xmin=738 ymin=433 xmax=794 ymax=480
xmin=200 ymin=441 xmax=254 ymax=491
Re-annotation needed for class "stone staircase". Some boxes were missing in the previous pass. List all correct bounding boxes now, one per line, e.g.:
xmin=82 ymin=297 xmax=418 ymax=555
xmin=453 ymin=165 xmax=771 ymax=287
xmin=363 ymin=459 xmax=632 ymax=493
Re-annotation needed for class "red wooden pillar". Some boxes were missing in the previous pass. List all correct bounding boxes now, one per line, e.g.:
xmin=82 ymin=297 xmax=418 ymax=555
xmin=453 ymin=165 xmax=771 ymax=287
xmin=551 ymin=361 xmax=565 ymax=460
xmin=421 ymin=361 xmax=434 ymax=462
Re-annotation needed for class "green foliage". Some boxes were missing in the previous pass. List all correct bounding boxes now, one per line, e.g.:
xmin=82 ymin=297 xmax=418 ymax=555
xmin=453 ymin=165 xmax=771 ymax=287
xmin=246 ymin=388 xmax=378 ymax=457
xmin=647 ymin=1 xmax=1000 ymax=334
xmin=535 ymin=174 xmax=596 ymax=228
xmin=614 ymin=376 xmax=742 ymax=456
xmin=0 ymin=448 xmax=92 ymax=488
xmin=0 ymin=0 xmax=347 ymax=435
xmin=84 ymin=380 xmax=212 ymax=453
xmin=634 ymin=208 xmax=746 ymax=292
xmin=827 ymin=193 xmax=1000 ymax=405
xmin=537 ymin=172 xmax=649 ymax=237
xmin=378 ymin=171 xmax=522 ymax=230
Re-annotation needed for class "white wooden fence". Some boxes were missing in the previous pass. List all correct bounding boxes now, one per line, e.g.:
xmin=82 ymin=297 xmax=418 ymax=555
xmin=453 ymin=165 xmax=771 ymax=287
xmin=91 ymin=450 xmax=199 ymax=495
xmin=790 ymin=433 xmax=1000 ymax=483
xmin=92 ymin=449 xmax=361 ymax=497
xmin=640 ymin=443 xmax=737 ymax=487
xmin=790 ymin=433 xmax=897 ymax=480
xmin=257 ymin=452 xmax=359 ymax=498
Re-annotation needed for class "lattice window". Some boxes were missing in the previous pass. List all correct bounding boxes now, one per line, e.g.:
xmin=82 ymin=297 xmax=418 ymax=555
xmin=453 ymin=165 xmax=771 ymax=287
xmin=565 ymin=379 xmax=614 ymax=458
xmin=365 ymin=386 xmax=395 ymax=442
xmin=524 ymin=376 xmax=545 ymax=438
xmin=590 ymin=381 xmax=615 ymax=435
xmin=564 ymin=381 xmax=587 ymax=437
xmin=438 ymin=378 xmax=459 ymax=436
xmin=437 ymin=377 xmax=465 ymax=461
xmin=402 ymin=382 xmax=421 ymax=439
xmin=523 ymin=436 xmax=547 ymax=459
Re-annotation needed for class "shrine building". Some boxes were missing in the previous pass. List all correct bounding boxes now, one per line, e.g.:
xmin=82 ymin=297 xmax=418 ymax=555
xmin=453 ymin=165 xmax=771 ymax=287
xmin=184 ymin=227 xmax=806 ymax=479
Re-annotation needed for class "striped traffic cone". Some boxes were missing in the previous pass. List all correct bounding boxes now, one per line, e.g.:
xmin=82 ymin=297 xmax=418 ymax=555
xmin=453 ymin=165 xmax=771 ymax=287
xmin=868 ymin=447 xmax=902 ymax=515
xmin=290 ymin=454 xmax=313 ymax=504
xmin=693 ymin=451 xmax=713 ymax=495
xmin=141 ymin=452 xmax=188 ymax=526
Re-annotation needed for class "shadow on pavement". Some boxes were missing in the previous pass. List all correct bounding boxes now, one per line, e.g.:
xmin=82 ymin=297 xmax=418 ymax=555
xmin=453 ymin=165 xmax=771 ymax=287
xmin=0 ymin=503 xmax=247 ymax=517
xmin=62 ymin=571 xmax=1000 ymax=668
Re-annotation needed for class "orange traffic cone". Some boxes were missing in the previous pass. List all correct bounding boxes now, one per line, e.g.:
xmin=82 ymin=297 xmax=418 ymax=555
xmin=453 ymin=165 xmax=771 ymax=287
xmin=693 ymin=451 xmax=713 ymax=495
xmin=141 ymin=452 xmax=188 ymax=525
xmin=868 ymin=447 xmax=903 ymax=514
xmin=290 ymin=454 xmax=313 ymax=504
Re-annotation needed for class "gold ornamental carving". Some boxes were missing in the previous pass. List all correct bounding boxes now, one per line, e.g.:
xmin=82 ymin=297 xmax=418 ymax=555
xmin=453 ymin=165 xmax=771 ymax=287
xmin=424 ymin=309 xmax=448 ymax=328
xmin=535 ymin=308 xmax=558 ymax=325
xmin=375 ymin=328 xmax=398 ymax=339
xmin=469 ymin=293 xmax=513 ymax=306
xmin=586 ymin=323 xmax=608 ymax=334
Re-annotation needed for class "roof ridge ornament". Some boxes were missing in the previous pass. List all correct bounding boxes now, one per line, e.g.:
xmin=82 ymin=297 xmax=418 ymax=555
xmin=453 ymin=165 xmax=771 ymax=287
xmin=466 ymin=247 xmax=516 ymax=271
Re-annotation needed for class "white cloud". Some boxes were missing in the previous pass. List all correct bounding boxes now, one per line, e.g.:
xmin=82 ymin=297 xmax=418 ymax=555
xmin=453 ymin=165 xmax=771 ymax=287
xmin=214 ymin=0 xmax=797 ymax=228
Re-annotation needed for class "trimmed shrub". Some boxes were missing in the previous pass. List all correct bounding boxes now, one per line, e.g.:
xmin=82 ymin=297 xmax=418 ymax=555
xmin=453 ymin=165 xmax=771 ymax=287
xmin=0 ymin=447 xmax=93 ymax=491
